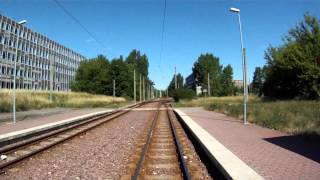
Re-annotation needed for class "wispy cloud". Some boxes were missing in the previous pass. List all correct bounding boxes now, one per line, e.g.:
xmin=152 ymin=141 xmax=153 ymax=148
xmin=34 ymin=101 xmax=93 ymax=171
xmin=86 ymin=37 xmax=95 ymax=43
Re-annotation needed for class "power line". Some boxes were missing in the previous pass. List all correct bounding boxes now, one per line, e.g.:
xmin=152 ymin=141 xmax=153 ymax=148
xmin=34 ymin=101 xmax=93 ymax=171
xmin=53 ymin=0 xmax=107 ymax=50
xmin=159 ymin=0 xmax=167 ymax=88
xmin=159 ymin=0 xmax=167 ymax=67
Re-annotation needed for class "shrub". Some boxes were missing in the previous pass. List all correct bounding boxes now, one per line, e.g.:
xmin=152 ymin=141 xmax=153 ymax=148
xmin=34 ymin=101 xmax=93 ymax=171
xmin=172 ymin=88 xmax=195 ymax=102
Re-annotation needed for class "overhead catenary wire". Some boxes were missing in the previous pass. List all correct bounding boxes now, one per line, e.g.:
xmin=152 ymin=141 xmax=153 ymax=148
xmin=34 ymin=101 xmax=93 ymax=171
xmin=159 ymin=0 xmax=167 ymax=90
xmin=53 ymin=0 xmax=107 ymax=50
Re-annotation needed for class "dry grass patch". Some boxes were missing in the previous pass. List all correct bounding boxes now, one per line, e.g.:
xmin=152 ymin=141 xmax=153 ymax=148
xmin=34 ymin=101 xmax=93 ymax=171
xmin=0 ymin=89 xmax=126 ymax=112
xmin=175 ymin=96 xmax=320 ymax=139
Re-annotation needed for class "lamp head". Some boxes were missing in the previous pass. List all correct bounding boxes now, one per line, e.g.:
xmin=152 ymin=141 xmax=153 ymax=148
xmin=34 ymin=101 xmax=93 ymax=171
xmin=230 ymin=7 xmax=240 ymax=13
xmin=18 ymin=20 xmax=27 ymax=25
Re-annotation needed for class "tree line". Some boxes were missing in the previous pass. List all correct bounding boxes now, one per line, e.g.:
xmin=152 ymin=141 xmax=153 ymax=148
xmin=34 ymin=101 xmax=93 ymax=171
xmin=252 ymin=14 xmax=320 ymax=100
xmin=167 ymin=53 xmax=237 ymax=100
xmin=71 ymin=49 xmax=154 ymax=99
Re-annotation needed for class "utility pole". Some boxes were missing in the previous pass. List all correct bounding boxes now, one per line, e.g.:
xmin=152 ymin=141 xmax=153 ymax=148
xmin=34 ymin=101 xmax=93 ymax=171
xmin=113 ymin=79 xmax=115 ymax=102
xmin=139 ymin=74 xmax=142 ymax=102
xmin=150 ymin=85 xmax=152 ymax=99
xmin=208 ymin=73 xmax=211 ymax=96
xmin=143 ymin=76 xmax=145 ymax=101
xmin=174 ymin=66 xmax=177 ymax=89
xmin=244 ymin=48 xmax=248 ymax=102
xmin=149 ymin=84 xmax=151 ymax=100
xmin=134 ymin=69 xmax=136 ymax=103
xmin=146 ymin=83 xmax=149 ymax=100
xmin=50 ymin=55 xmax=54 ymax=103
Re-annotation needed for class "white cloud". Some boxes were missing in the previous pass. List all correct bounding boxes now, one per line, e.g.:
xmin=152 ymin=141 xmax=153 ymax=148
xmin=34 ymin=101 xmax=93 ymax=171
xmin=86 ymin=37 xmax=95 ymax=43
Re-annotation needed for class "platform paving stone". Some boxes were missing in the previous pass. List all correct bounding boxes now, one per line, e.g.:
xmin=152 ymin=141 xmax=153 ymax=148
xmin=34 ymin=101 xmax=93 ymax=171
xmin=0 ymin=108 xmax=110 ymax=135
xmin=177 ymin=107 xmax=320 ymax=180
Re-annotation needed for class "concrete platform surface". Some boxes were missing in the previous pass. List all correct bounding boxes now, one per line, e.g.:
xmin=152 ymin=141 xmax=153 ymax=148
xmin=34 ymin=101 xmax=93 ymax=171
xmin=0 ymin=108 xmax=111 ymax=135
xmin=176 ymin=107 xmax=320 ymax=180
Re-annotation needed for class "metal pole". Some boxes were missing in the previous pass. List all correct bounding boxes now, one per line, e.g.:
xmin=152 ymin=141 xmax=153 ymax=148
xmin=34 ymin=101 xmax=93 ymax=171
xmin=237 ymin=13 xmax=248 ymax=124
xmin=143 ymin=76 xmax=145 ymax=101
xmin=208 ymin=72 xmax=211 ymax=96
xmin=113 ymin=79 xmax=115 ymax=102
xmin=139 ymin=74 xmax=142 ymax=102
xmin=13 ymin=28 xmax=20 ymax=124
xmin=50 ymin=55 xmax=54 ymax=103
xmin=134 ymin=69 xmax=136 ymax=103
xmin=146 ymin=83 xmax=148 ymax=100
xmin=244 ymin=48 xmax=248 ymax=102
xmin=147 ymin=84 xmax=150 ymax=100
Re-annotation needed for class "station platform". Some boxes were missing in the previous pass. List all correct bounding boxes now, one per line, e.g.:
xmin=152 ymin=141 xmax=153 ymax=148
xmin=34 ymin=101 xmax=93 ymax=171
xmin=175 ymin=107 xmax=320 ymax=180
xmin=0 ymin=108 xmax=112 ymax=137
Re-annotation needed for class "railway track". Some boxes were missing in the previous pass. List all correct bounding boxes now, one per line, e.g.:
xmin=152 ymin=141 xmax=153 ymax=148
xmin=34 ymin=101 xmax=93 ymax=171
xmin=122 ymin=101 xmax=211 ymax=179
xmin=0 ymin=101 xmax=153 ymax=171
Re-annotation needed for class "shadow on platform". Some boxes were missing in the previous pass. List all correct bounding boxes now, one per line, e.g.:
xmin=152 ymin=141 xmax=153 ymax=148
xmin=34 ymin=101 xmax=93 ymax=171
xmin=264 ymin=135 xmax=320 ymax=164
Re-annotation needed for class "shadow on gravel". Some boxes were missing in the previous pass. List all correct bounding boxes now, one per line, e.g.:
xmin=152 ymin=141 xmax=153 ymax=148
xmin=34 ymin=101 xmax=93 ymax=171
xmin=264 ymin=135 xmax=320 ymax=164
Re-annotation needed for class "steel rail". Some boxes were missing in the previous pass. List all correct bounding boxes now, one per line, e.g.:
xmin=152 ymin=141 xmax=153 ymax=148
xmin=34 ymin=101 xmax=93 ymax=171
xmin=0 ymin=101 xmax=151 ymax=153
xmin=131 ymin=101 xmax=161 ymax=180
xmin=0 ymin=101 xmax=151 ymax=170
xmin=167 ymin=104 xmax=192 ymax=180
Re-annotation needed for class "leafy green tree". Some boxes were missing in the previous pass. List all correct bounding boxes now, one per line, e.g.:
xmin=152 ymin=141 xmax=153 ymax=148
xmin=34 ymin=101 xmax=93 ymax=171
xmin=252 ymin=67 xmax=266 ymax=96
xmin=220 ymin=65 xmax=234 ymax=96
xmin=71 ymin=55 xmax=110 ymax=94
xmin=167 ymin=73 xmax=183 ymax=96
xmin=71 ymin=50 xmax=152 ymax=99
xmin=263 ymin=14 xmax=320 ymax=99
xmin=108 ymin=57 xmax=131 ymax=97
xmin=126 ymin=49 xmax=150 ymax=100
xmin=192 ymin=53 xmax=222 ymax=96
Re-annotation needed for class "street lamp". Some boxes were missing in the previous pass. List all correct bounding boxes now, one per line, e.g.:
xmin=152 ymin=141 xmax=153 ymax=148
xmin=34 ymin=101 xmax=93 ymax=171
xmin=13 ymin=19 xmax=27 ymax=124
xmin=229 ymin=7 xmax=248 ymax=124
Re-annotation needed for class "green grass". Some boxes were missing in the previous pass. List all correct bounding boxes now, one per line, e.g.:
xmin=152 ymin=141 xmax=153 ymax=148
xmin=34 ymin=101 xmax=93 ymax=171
xmin=176 ymin=96 xmax=320 ymax=138
xmin=0 ymin=89 xmax=127 ymax=112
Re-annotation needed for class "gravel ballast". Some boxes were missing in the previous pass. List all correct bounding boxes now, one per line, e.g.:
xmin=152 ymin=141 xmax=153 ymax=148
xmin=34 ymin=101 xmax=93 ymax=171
xmin=1 ymin=102 xmax=158 ymax=179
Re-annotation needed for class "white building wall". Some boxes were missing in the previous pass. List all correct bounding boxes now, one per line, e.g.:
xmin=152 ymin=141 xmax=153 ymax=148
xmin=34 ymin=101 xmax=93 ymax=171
xmin=0 ymin=14 xmax=85 ymax=91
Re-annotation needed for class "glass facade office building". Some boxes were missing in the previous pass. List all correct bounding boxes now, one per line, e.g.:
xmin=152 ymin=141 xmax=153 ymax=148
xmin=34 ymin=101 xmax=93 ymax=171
xmin=0 ymin=14 xmax=85 ymax=91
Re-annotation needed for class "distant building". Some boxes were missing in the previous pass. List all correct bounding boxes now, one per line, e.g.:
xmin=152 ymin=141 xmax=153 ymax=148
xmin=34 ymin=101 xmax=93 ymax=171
xmin=0 ymin=14 xmax=86 ymax=91
xmin=185 ymin=73 xmax=202 ymax=95
xmin=233 ymin=80 xmax=243 ymax=88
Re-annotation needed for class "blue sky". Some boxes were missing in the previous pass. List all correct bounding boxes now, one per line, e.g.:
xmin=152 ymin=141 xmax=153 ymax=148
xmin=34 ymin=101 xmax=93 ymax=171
xmin=1 ymin=0 xmax=319 ymax=90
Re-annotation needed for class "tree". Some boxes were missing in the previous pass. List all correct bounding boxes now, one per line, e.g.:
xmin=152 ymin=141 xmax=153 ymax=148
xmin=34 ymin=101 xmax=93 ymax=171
xmin=71 ymin=50 xmax=152 ymax=99
xmin=192 ymin=53 xmax=222 ymax=96
xmin=252 ymin=67 xmax=266 ymax=96
xmin=126 ymin=49 xmax=149 ymax=77
xmin=220 ymin=65 xmax=234 ymax=96
xmin=167 ymin=73 xmax=183 ymax=96
xmin=263 ymin=14 xmax=320 ymax=99
xmin=108 ymin=57 xmax=131 ymax=97
xmin=71 ymin=55 xmax=110 ymax=94
xmin=126 ymin=49 xmax=150 ymax=100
